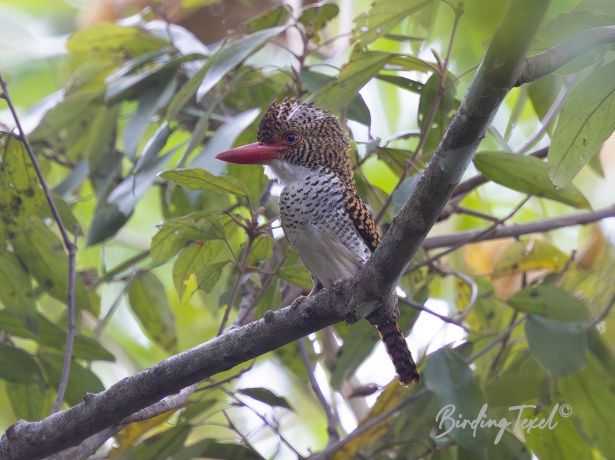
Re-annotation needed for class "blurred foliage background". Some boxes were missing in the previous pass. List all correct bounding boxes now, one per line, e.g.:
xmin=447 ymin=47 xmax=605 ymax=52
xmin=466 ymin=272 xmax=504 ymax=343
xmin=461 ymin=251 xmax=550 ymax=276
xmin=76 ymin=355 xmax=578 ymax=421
xmin=1 ymin=0 xmax=615 ymax=458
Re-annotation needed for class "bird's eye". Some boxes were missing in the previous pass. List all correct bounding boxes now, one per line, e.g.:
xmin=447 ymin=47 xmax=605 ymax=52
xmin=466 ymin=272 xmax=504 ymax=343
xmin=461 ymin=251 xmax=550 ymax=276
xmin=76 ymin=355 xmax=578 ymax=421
xmin=285 ymin=132 xmax=300 ymax=145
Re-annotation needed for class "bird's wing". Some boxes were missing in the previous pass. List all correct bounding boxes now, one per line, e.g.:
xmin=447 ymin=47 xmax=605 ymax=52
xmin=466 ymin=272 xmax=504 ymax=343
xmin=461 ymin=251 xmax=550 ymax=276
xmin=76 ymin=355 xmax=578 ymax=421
xmin=343 ymin=188 xmax=380 ymax=252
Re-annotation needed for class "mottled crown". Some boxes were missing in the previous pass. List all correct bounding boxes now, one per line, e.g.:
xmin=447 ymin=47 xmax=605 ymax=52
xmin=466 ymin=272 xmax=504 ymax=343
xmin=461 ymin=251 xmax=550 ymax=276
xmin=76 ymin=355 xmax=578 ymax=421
xmin=258 ymin=98 xmax=354 ymax=186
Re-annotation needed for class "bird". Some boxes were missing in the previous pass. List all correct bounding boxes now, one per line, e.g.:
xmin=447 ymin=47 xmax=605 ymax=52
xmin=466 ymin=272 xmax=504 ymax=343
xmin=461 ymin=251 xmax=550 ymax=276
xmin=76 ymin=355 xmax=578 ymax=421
xmin=215 ymin=98 xmax=419 ymax=385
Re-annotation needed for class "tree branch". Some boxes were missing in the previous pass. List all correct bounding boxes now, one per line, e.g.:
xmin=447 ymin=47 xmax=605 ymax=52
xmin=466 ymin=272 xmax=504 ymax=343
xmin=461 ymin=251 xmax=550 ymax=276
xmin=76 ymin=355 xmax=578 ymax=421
xmin=0 ymin=1 xmax=551 ymax=457
xmin=514 ymin=25 xmax=615 ymax=86
xmin=423 ymin=204 xmax=615 ymax=250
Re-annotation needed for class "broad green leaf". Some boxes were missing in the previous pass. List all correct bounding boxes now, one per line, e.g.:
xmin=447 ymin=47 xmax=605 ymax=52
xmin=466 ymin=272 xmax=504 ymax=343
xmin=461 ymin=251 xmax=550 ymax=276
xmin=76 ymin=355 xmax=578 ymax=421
xmin=312 ymin=51 xmax=390 ymax=112
xmin=525 ymin=315 xmax=587 ymax=377
xmin=424 ymin=348 xmax=492 ymax=454
xmin=300 ymin=69 xmax=371 ymax=125
xmin=549 ymin=61 xmax=615 ymax=186
xmin=38 ymin=353 xmax=105 ymax=406
xmin=331 ymin=320 xmax=379 ymax=388
xmin=112 ymin=412 xmax=175 ymax=457
xmin=418 ymin=73 xmax=458 ymax=152
xmin=0 ymin=343 xmax=43 ymax=383
xmin=555 ymin=352 xmax=615 ymax=456
xmin=495 ymin=239 xmax=569 ymax=276
xmin=67 ymin=24 xmax=168 ymax=60
xmin=474 ymin=151 xmax=590 ymax=209
xmin=248 ymin=235 xmax=274 ymax=265
xmin=0 ymin=310 xmax=115 ymax=361
xmin=238 ymin=387 xmax=293 ymax=410
xmin=120 ymin=425 xmax=190 ymax=459
xmin=332 ymin=380 xmax=413 ymax=460
xmin=6 ymin=381 xmax=50 ymax=420
xmin=84 ymin=106 xmax=119 ymax=174
xmin=353 ymin=0 xmax=430 ymax=45
xmin=527 ymin=74 xmax=561 ymax=132
xmin=242 ymin=4 xmax=292 ymax=33
xmin=178 ymin=398 xmax=218 ymax=422
xmin=128 ymin=272 xmax=177 ymax=352
xmin=376 ymin=74 xmax=423 ymax=93
xmin=172 ymin=243 xmax=230 ymax=295
xmin=160 ymin=168 xmax=249 ymax=198
xmin=0 ymin=137 xmax=45 ymax=232
xmin=151 ymin=212 xmax=226 ymax=265
xmin=0 ymin=251 xmax=36 ymax=314
xmin=86 ymin=202 xmax=130 ymax=246
xmin=190 ymin=109 xmax=260 ymax=169
xmin=298 ymin=2 xmax=339 ymax=39
xmin=278 ymin=264 xmax=313 ymax=290
xmin=485 ymin=349 xmax=549 ymax=408
xmin=176 ymin=439 xmax=264 ymax=460
xmin=123 ymin=76 xmax=177 ymax=158
xmin=104 ymin=54 xmax=200 ymax=103
xmin=508 ymin=285 xmax=590 ymax=322
xmin=12 ymin=218 xmax=98 ymax=314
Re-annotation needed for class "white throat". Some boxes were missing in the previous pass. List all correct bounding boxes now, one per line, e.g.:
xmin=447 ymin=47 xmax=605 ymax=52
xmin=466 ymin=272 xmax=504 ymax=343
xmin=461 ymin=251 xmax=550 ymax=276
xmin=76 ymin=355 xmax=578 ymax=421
xmin=264 ymin=160 xmax=316 ymax=186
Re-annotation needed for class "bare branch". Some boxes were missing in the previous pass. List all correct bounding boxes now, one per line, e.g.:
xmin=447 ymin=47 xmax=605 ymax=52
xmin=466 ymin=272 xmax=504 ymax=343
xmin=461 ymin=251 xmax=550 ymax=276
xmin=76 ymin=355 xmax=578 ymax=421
xmin=298 ymin=339 xmax=340 ymax=444
xmin=424 ymin=204 xmax=615 ymax=250
xmin=514 ymin=25 xmax=615 ymax=86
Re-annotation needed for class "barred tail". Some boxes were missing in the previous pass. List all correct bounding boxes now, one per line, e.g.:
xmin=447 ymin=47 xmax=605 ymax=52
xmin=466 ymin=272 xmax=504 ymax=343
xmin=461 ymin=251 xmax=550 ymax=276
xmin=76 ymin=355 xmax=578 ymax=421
xmin=375 ymin=320 xmax=420 ymax=386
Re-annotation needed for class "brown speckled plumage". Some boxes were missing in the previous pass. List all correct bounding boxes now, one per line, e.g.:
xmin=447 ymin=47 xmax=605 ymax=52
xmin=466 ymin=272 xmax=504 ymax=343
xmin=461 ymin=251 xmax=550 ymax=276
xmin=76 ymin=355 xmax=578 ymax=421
xmin=252 ymin=98 xmax=418 ymax=385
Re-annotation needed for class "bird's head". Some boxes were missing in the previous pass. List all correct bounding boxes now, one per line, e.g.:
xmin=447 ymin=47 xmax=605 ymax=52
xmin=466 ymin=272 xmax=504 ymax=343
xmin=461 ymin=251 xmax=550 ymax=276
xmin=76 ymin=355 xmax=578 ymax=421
xmin=216 ymin=98 xmax=353 ymax=185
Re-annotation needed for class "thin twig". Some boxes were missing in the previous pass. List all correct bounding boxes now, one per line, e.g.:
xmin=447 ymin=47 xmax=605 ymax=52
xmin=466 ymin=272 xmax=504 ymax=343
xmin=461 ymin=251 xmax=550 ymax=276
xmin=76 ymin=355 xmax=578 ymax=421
xmin=425 ymin=203 xmax=615 ymax=250
xmin=399 ymin=298 xmax=469 ymax=332
xmin=52 ymin=226 xmax=78 ymax=413
xmin=122 ymin=384 xmax=197 ymax=424
xmin=0 ymin=72 xmax=79 ymax=414
xmin=298 ymin=339 xmax=340 ymax=444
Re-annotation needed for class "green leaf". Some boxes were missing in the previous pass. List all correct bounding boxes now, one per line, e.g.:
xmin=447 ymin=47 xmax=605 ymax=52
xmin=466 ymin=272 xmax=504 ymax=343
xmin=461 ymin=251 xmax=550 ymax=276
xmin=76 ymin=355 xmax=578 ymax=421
xmin=242 ymin=4 xmax=292 ymax=33
xmin=300 ymin=69 xmax=371 ymax=125
xmin=312 ymin=51 xmax=390 ymax=112
xmin=298 ymin=2 xmax=339 ymax=38
xmin=494 ymin=238 xmax=569 ymax=276
xmin=424 ymin=348 xmax=492 ymax=454
xmin=67 ymin=24 xmax=168 ymax=60
xmin=278 ymin=264 xmax=313 ymax=290
xmin=525 ymin=315 xmax=587 ymax=378
xmin=527 ymin=74 xmax=561 ymax=131
xmin=12 ymin=218 xmax=98 ymax=314
xmin=0 ymin=137 xmax=45 ymax=233
xmin=0 ymin=310 xmax=115 ymax=361
xmin=353 ymin=0 xmax=430 ymax=45
xmin=190 ymin=109 xmax=261 ymax=169
xmin=176 ymin=439 xmax=264 ymax=460
xmin=555 ymin=352 xmax=615 ymax=456
xmin=166 ymin=27 xmax=284 ymax=119
xmin=86 ymin=202 xmax=130 ymax=246
xmin=160 ymin=168 xmax=249 ymax=198
xmin=84 ymin=106 xmax=119 ymax=174
xmin=0 ymin=343 xmax=43 ymax=383
xmin=128 ymin=272 xmax=176 ymax=352
xmin=331 ymin=320 xmax=379 ymax=388
xmin=104 ymin=54 xmax=200 ymax=104
xmin=6 ymin=381 xmax=50 ymax=420
xmin=123 ymin=76 xmax=177 ymax=158
xmin=238 ymin=387 xmax=293 ymax=410
xmin=172 ymin=243 xmax=230 ymax=295
xmin=508 ymin=285 xmax=590 ymax=322
xmin=151 ymin=212 xmax=226 ymax=265
xmin=485 ymin=349 xmax=549 ymax=408
xmin=123 ymin=425 xmax=190 ymax=460
xmin=474 ymin=151 xmax=590 ymax=209
xmin=418 ymin=73 xmax=458 ymax=152
xmin=549 ymin=61 xmax=615 ymax=186
xmin=0 ymin=251 xmax=36 ymax=314
xmin=38 ymin=352 xmax=105 ymax=406
xmin=376 ymin=74 xmax=423 ymax=93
